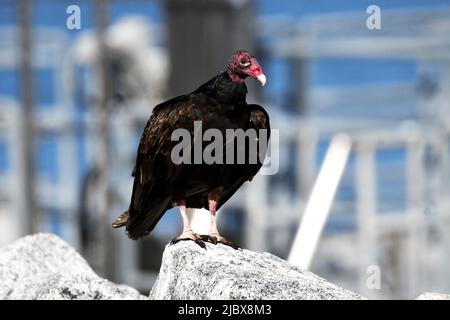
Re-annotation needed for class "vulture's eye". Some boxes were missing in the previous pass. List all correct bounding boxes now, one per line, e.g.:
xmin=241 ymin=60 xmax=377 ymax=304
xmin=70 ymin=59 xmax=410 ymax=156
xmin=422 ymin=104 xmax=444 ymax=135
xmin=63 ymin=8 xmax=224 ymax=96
xmin=240 ymin=59 xmax=251 ymax=67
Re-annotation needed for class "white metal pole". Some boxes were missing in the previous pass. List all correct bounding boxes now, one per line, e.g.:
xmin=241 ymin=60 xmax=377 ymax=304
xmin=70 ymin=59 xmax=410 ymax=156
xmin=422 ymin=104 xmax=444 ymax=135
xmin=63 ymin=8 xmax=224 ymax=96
xmin=288 ymin=133 xmax=352 ymax=269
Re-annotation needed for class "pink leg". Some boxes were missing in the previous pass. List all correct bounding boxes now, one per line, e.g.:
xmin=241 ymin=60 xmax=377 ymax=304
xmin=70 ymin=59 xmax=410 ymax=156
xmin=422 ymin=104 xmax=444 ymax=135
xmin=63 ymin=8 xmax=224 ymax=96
xmin=204 ymin=188 xmax=239 ymax=249
xmin=208 ymin=199 xmax=219 ymax=236
xmin=170 ymin=200 xmax=205 ymax=248
xmin=178 ymin=200 xmax=191 ymax=233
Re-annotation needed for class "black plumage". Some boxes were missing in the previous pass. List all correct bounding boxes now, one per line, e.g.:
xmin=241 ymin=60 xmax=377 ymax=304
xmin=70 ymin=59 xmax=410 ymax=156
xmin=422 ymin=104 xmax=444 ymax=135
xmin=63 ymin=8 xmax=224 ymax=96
xmin=113 ymin=50 xmax=269 ymax=246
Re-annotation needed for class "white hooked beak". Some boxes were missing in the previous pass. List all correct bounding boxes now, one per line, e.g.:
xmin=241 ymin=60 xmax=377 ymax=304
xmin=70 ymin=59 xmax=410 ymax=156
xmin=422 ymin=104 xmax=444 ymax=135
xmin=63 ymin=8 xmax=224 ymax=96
xmin=257 ymin=74 xmax=267 ymax=86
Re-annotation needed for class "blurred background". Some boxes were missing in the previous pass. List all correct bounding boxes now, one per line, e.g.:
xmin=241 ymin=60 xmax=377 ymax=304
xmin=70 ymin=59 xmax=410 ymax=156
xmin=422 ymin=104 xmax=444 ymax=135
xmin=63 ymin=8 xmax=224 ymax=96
xmin=1 ymin=0 xmax=450 ymax=299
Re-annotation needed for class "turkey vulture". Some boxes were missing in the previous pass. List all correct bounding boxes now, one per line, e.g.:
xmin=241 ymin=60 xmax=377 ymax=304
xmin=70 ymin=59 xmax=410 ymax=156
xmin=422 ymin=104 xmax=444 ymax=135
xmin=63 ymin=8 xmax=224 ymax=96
xmin=113 ymin=50 xmax=270 ymax=248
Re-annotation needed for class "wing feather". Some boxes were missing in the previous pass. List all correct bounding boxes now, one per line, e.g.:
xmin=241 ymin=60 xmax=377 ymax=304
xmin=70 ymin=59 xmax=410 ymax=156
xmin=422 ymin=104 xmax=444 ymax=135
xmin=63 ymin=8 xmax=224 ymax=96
xmin=218 ymin=104 xmax=270 ymax=208
xmin=125 ymin=95 xmax=197 ymax=239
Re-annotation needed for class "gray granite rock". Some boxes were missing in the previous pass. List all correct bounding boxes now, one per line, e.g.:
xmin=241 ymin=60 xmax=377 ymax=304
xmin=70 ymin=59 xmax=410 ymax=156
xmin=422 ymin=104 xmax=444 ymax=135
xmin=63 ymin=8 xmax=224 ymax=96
xmin=14 ymin=233 xmax=446 ymax=300
xmin=150 ymin=241 xmax=363 ymax=300
xmin=416 ymin=292 xmax=450 ymax=300
xmin=0 ymin=233 xmax=147 ymax=300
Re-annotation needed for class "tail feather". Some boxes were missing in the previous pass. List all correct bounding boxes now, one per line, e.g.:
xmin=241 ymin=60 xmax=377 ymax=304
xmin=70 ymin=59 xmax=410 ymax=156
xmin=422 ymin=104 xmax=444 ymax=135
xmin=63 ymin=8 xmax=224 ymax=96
xmin=125 ymin=197 xmax=171 ymax=240
xmin=112 ymin=210 xmax=129 ymax=228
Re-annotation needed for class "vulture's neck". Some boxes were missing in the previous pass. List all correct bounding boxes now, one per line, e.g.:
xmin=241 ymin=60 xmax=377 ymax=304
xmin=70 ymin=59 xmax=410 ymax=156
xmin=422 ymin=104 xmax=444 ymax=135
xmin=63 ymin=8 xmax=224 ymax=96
xmin=214 ymin=71 xmax=248 ymax=107
xmin=226 ymin=68 xmax=245 ymax=84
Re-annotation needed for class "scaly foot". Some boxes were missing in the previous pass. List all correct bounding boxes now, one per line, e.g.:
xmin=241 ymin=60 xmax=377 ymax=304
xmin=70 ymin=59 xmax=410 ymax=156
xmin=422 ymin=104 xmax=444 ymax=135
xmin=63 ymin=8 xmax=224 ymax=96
xmin=200 ymin=233 xmax=240 ymax=249
xmin=171 ymin=230 xmax=206 ymax=249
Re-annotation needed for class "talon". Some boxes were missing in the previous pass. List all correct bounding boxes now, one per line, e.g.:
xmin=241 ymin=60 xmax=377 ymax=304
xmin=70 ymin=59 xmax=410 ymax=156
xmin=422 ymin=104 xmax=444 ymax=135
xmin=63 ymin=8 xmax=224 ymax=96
xmin=209 ymin=236 xmax=218 ymax=244
xmin=195 ymin=239 xmax=207 ymax=249
xmin=170 ymin=230 xmax=206 ymax=249
xmin=223 ymin=240 xmax=240 ymax=250
xmin=199 ymin=234 xmax=218 ymax=244
xmin=204 ymin=233 xmax=239 ymax=249
xmin=230 ymin=242 xmax=241 ymax=250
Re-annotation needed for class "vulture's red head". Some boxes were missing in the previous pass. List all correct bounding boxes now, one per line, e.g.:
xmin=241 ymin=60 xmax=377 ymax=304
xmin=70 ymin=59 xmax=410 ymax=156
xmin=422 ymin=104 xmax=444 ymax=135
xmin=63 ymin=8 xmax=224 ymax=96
xmin=227 ymin=50 xmax=266 ymax=86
